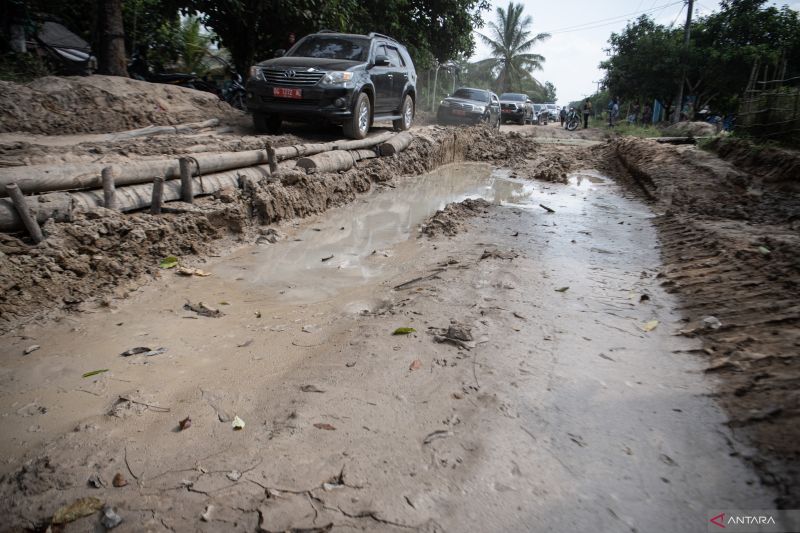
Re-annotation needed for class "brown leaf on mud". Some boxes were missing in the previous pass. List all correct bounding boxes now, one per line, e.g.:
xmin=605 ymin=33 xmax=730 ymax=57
xmin=313 ymin=423 xmax=336 ymax=431
xmin=51 ymin=497 xmax=104 ymax=525
xmin=409 ymin=359 xmax=423 ymax=371
xmin=112 ymin=472 xmax=128 ymax=487
xmin=179 ymin=416 xmax=192 ymax=431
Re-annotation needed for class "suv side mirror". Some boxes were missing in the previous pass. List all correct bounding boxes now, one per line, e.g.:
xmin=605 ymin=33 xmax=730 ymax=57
xmin=373 ymin=54 xmax=390 ymax=67
xmin=274 ymin=49 xmax=286 ymax=58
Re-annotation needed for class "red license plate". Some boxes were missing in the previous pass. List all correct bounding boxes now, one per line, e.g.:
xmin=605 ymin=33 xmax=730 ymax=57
xmin=273 ymin=87 xmax=302 ymax=99
xmin=452 ymin=109 xmax=466 ymax=116
xmin=502 ymin=109 xmax=512 ymax=113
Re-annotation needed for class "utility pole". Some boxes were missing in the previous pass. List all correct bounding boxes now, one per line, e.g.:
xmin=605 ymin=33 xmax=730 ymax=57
xmin=672 ymin=0 xmax=694 ymax=123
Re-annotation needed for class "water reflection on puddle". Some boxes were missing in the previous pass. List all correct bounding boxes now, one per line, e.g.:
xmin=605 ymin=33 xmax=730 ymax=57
xmin=215 ymin=162 xmax=611 ymax=302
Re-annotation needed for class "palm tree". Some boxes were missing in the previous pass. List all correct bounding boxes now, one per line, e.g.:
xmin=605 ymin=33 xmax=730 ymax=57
xmin=477 ymin=2 xmax=550 ymax=94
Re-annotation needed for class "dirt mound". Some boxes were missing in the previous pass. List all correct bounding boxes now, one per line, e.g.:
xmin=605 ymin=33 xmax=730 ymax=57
xmin=0 ymin=75 xmax=243 ymax=135
xmin=707 ymin=136 xmax=800 ymax=186
xmin=661 ymin=120 xmax=716 ymax=137
xmin=421 ymin=198 xmax=491 ymax=237
xmin=613 ymin=136 xmax=800 ymax=507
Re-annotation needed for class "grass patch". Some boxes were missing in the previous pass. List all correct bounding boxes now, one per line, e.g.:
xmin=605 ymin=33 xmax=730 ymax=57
xmin=609 ymin=123 xmax=663 ymax=138
xmin=0 ymin=52 xmax=52 ymax=82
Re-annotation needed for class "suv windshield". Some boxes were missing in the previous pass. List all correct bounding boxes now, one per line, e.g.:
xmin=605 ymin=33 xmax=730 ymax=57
xmin=288 ymin=36 xmax=370 ymax=61
xmin=500 ymin=93 xmax=526 ymax=101
xmin=452 ymin=88 xmax=489 ymax=103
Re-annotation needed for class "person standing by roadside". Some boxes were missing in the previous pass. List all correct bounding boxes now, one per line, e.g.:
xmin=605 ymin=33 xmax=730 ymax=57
xmin=559 ymin=106 xmax=567 ymax=127
xmin=582 ymin=99 xmax=592 ymax=129
xmin=608 ymin=96 xmax=620 ymax=127
xmin=642 ymin=103 xmax=652 ymax=127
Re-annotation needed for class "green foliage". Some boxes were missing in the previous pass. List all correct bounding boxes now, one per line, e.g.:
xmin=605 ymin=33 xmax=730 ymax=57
xmin=0 ymin=51 xmax=52 ymax=82
xmin=477 ymin=1 xmax=549 ymax=94
xmin=601 ymin=1 xmax=800 ymax=116
xmin=543 ymin=81 xmax=556 ymax=102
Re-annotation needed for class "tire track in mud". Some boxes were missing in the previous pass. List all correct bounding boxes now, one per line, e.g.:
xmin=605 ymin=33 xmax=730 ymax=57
xmin=612 ymin=137 xmax=800 ymax=508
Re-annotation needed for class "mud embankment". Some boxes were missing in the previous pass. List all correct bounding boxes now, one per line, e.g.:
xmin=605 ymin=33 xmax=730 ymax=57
xmin=613 ymin=137 xmax=800 ymax=507
xmin=0 ymin=128 xmax=478 ymax=333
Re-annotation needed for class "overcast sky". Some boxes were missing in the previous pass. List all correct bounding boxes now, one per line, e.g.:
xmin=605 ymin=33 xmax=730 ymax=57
xmin=469 ymin=0 xmax=800 ymax=106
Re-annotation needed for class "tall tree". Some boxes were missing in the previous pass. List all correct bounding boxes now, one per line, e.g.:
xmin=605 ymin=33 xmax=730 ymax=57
xmin=477 ymin=2 xmax=549 ymax=93
xmin=96 ymin=0 xmax=128 ymax=76
xmin=543 ymin=81 xmax=556 ymax=101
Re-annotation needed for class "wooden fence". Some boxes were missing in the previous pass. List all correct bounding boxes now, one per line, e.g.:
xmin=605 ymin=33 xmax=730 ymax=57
xmin=738 ymin=82 xmax=800 ymax=142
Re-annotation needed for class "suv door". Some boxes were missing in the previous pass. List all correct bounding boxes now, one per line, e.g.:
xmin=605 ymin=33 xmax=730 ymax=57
xmin=384 ymin=45 xmax=406 ymax=112
xmin=370 ymin=43 xmax=393 ymax=113
xmin=490 ymin=93 xmax=501 ymax=123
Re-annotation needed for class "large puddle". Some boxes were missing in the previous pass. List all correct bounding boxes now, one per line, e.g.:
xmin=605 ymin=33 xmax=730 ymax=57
xmin=215 ymin=162 xmax=607 ymax=302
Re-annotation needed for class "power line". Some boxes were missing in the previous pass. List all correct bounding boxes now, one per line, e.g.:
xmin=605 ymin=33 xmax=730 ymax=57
xmin=542 ymin=1 xmax=684 ymax=34
xmin=669 ymin=4 xmax=686 ymax=27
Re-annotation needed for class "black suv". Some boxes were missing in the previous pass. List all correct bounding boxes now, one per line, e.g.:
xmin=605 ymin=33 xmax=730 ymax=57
xmin=246 ymin=31 xmax=417 ymax=139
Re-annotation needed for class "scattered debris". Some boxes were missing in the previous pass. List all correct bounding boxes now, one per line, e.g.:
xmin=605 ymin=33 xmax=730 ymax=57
xmin=641 ymin=320 xmax=659 ymax=332
xmin=178 ymin=416 xmax=192 ymax=431
xmin=301 ymin=324 xmax=318 ymax=333
xmin=409 ymin=359 xmax=423 ymax=371
xmin=300 ymin=384 xmax=325 ymax=393
xmin=639 ymin=294 xmax=650 ymax=302
xmin=702 ymin=316 xmax=722 ymax=330
xmin=321 ymin=254 xmax=334 ymax=262
xmin=101 ymin=506 xmax=123 ymax=529
xmin=176 ymin=266 xmax=211 ymax=277
xmin=393 ymin=327 xmax=416 ymax=335
xmin=87 ymin=473 xmax=105 ymax=488
xmin=159 ymin=256 xmax=180 ymax=269
xmin=313 ymin=423 xmax=337 ymax=431
xmin=120 ymin=346 xmax=166 ymax=357
xmin=226 ymin=471 xmax=242 ymax=482
xmin=555 ymin=286 xmax=570 ymax=292
xmin=758 ymin=246 xmax=771 ymax=256
xmin=201 ymin=504 xmax=214 ymax=522
xmin=423 ymin=430 xmax=452 ymax=445
xmin=23 ymin=344 xmax=40 ymax=355
xmin=183 ymin=301 xmax=223 ymax=318
xmin=598 ymin=353 xmax=615 ymax=362
xmin=51 ymin=497 xmax=104 ymax=525
xmin=539 ymin=204 xmax=556 ymax=213
xmin=82 ymin=369 xmax=109 ymax=378
xmin=237 ymin=339 xmax=254 ymax=348
xmin=232 ymin=416 xmax=246 ymax=430
xmin=112 ymin=473 xmax=128 ymax=488
xmin=432 ymin=321 xmax=476 ymax=350
xmin=480 ymin=249 xmax=518 ymax=261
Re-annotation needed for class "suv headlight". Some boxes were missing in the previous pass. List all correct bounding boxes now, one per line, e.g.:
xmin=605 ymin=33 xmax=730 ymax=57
xmin=473 ymin=105 xmax=486 ymax=113
xmin=321 ymin=71 xmax=354 ymax=85
xmin=249 ymin=66 xmax=264 ymax=81
xmin=439 ymin=100 xmax=450 ymax=107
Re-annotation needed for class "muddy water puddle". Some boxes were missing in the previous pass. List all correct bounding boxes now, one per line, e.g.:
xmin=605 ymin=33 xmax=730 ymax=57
xmin=216 ymin=162 xmax=562 ymax=303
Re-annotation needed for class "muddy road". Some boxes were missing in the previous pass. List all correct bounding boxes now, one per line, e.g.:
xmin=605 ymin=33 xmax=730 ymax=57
xmin=0 ymin=151 xmax=783 ymax=531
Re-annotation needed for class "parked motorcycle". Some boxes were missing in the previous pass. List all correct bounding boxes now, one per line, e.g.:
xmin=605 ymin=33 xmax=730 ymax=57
xmin=222 ymin=72 xmax=247 ymax=111
xmin=128 ymin=53 xmax=220 ymax=97
xmin=565 ymin=108 xmax=581 ymax=131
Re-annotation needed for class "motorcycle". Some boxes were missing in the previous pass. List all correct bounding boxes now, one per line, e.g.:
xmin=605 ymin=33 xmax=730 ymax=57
xmin=222 ymin=72 xmax=247 ymax=111
xmin=565 ymin=108 xmax=581 ymax=131
xmin=128 ymin=52 xmax=220 ymax=97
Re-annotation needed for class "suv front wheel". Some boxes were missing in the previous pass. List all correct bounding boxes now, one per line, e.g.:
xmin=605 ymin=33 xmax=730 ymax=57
xmin=393 ymin=94 xmax=414 ymax=131
xmin=253 ymin=113 xmax=281 ymax=134
xmin=343 ymin=93 xmax=371 ymax=139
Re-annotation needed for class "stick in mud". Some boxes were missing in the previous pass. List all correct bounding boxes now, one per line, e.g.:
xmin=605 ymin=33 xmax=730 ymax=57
xmin=179 ymin=158 xmax=194 ymax=204
xmin=102 ymin=166 xmax=117 ymax=211
xmin=151 ymin=176 xmax=165 ymax=215
xmin=266 ymin=143 xmax=278 ymax=174
xmin=5 ymin=183 xmax=43 ymax=243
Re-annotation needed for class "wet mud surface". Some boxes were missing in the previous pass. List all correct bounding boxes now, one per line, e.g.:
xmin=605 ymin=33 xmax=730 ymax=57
xmin=0 ymin=161 xmax=780 ymax=531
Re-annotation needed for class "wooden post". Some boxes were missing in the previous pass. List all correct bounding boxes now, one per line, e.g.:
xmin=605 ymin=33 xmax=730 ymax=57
xmin=6 ymin=183 xmax=43 ymax=243
xmin=151 ymin=176 xmax=165 ymax=214
xmin=179 ymin=158 xmax=194 ymax=203
xmin=102 ymin=166 xmax=117 ymax=210
xmin=266 ymin=143 xmax=278 ymax=173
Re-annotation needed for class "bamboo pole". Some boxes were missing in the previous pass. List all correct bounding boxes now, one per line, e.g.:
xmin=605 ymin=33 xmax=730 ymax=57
xmin=102 ymin=166 xmax=117 ymax=210
xmin=151 ymin=177 xmax=164 ymax=215
xmin=5 ymin=183 xmax=43 ymax=243
xmin=179 ymin=158 xmax=194 ymax=203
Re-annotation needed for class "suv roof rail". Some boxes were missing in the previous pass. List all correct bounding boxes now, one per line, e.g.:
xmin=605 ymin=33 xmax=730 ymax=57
xmin=368 ymin=32 xmax=398 ymax=43
xmin=317 ymin=29 xmax=337 ymax=33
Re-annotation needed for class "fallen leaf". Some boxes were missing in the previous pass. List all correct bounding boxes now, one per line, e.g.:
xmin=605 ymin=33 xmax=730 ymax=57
xmin=112 ymin=473 xmax=128 ymax=488
xmin=237 ymin=339 xmax=254 ymax=348
xmin=51 ymin=497 xmax=104 ymax=525
xmin=179 ymin=416 xmax=192 ymax=431
xmin=758 ymin=246 xmax=771 ymax=255
xmin=159 ymin=256 xmax=179 ymax=269
xmin=120 ymin=347 xmax=166 ymax=357
xmin=313 ymin=423 xmax=336 ymax=431
xmin=23 ymin=344 xmax=40 ymax=355
xmin=300 ymin=384 xmax=325 ymax=393
xmin=642 ymin=320 xmax=659 ymax=332
xmin=176 ymin=266 xmax=195 ymax=276
xmin=393 ymin=327 xmax=416 ymax=335
xmin=555 ymin=286 xmax=570 ymax=292
xmin=82 ymin=369 xmax=109 ymax=378
xmin=232 ymin=415 xmax=245 ymax=430
xmin=409 ymin=359 xmax=423 ymax=371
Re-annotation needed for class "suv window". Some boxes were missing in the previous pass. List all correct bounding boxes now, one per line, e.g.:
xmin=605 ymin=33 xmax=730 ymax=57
xmin=289 ymin=36 xmax=370 ymax=61
xmin=385 ymin=46 xmax=404 ymax=67
xmin=453 ymin=88 xmax=489 ymax=102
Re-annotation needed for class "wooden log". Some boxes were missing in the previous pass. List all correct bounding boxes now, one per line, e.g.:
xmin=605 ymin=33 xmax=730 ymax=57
xmin=296 ymin=151 xmax=358 ymax=173
xmin=179 ymin=158 xmax=194 ymax=203
xmin=654 ymin=136 xmax=700 ymax=145
xmin=151 ymin=177 xmax=165 ymax=215
xmin=102 ymin=166 xmax=117 ymax=210
xmin=5 ymin=183 xmax=43 ymax=243
xmin=334 ymin=131 xmax=393 ymax=150
xmin=379 ymin=132 xmax=414 ymax=156
xmin=108 ymin=119 xmax=220 ymax=140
